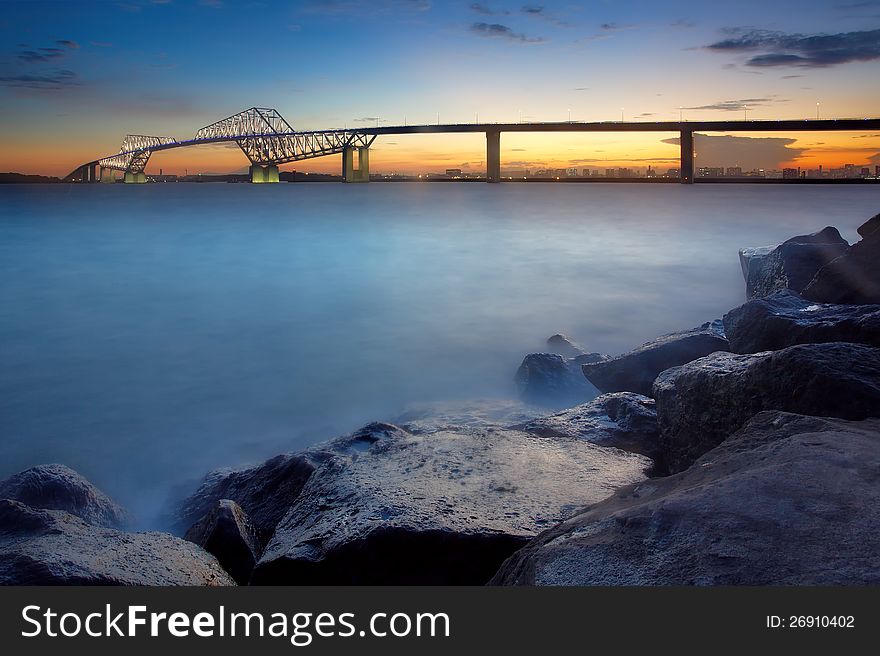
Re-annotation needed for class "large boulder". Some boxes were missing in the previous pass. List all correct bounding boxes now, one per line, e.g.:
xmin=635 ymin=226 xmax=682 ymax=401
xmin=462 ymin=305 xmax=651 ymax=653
xmin=739 ymin=226 xmax=849 ymax=299
xmin=802 ymin=214 xmax=880 ymax=305
xmin=394 ymin=399 xmax=543 ymax=434
xmin=514 ymin=352 xmax=605 ymax=407
xmin=173 ymin=452 xmax=322 ymax=543
xmin=0 ymin=499 xmax=234 ymax=585
xmin=653 ymin=342 xmax=880 ymax=473
xmin=491 ymin=412 xmax=880 ymax=585
xmin=185 ymin=499 xmax=260 ymax=585
xmin=251 ymin=422 xmax=651 ymax=585
xmin=511 ymin=392 xmax=661 ymax=465
xmin=723 ymin=290 xmax=880 ymax=354
xmin=0 ymin=464 xmax=128 ymax=529
xmin=546 ymin=334 xmax=586 ymax=359
xmin=581 ymin=321 xmax=729 ymax=397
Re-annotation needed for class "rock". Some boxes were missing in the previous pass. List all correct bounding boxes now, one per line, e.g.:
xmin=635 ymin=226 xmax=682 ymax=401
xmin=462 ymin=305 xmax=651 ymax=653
xmin=653 ymin=342 xmax=880 ymax=472
xmin=491 ymin=412 xmax=880 ymax=585
xmin=0 ymin=499 xmax=234 ymax=585
xmin=511 ymin=392 xmax=662 ymax=465
xmin=173 ymin=453 xmax=322 ymax=544
xmin=723 ymin=290 xmax=880 ymax=354
xmin=546 ymin=334 xmax=585 ymax=358
xmin=184 ymin=499 xmax=260 ymax=585
xmin=858 ymin=211 xmax=880 ymax=239
xmin=581 ymin=321 xmax=729 ymax=397
xmin=395 ymin=399 xmax=543 ymax=434
xmin=802 ymin=215 xmax=880 ymax=305
xmin=514 ymin=352 xmax=604 ymax=407
xmin=0 ymin=464 xmax=129 ymax=529
xmin=739 ymin=226 xmax=849 ymax=299
xmin=251 ymin=422 xmax=651 ymax=585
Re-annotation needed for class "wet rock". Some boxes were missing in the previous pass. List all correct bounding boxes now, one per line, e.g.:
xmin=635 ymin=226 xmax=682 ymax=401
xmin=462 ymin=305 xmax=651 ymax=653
xmin=0 ymin=499 xmax=234 ymax=585
xmin=0 ymin=464 xmax=129 ymax=529
xmin=739 ymin=226 xmax=849 ymax=299
xmin=546 ymin=334 xmax=586 ymax=359
xmin=581 ymin=321 xmax=729 ymax=397
xmin=173 ymin=453 xmax=323 ymax=544
xmin=514 ymin=352 xmax=604 ymax=407
xmin=653 ymin=342 xmax=880 ymax=473
xmin=395 ymin=399 xmax=543 ymax=434
xmin=512 ymin=392 xmax=661 ymax=464
xmin=803 ymin=214 xmax=880 ymax=305
xmin=492 ymin=412 xmax=880 ymax=585
xmin=723 ymin=290 xmax=880 ymax=354
xmin=251 ymin=422 xmax=651 ymax=585
xmin=184 ymin=499 xmax=260 ymax=585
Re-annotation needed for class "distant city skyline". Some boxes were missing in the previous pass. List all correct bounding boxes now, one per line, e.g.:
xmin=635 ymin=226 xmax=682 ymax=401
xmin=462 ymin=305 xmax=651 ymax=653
xmin=1 ymin=0 xmax=879 ymax=175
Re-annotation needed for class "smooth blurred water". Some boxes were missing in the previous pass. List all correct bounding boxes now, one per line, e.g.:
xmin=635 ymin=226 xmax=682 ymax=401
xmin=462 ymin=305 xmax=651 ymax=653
xmin=1 ymin=182 xmax=878 ymax=525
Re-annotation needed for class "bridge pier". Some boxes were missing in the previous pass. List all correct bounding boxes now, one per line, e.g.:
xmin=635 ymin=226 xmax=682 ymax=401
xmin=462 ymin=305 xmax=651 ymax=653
xmin=124 ymin=171 xmax=147 ymax=184
xmin=342 ymin=146 xmax=370 ymax=182
xmin=680 ymin=130 xmax=694 ymax=184
xmin=486 ymin=130 xmax=501 ymax=183
xmin=250 ymin=164 xmax=280 ymax=183
xmin=100 ymin=167 xmax=116 ymax=183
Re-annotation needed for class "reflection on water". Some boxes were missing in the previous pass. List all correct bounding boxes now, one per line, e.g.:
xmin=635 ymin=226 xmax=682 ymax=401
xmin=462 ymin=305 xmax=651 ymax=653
xmin=1 ymin=182 xmax=877 ymax=525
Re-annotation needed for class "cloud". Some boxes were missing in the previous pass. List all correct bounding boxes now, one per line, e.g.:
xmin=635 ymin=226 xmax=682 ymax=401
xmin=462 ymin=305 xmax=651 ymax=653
xmin=90 ymin=41 xmax=113 ymax=47
xmin=662 ymin=133 xmax=806 ymax=169
xmin=706 ymin=27 xmax=880 ymax=67
xmin=470 ymin=22 xmax=544 ymax=43
xmin=573 ymin=86 xmax=589 ymax=91
xmin=671 ymin=19 xmax=696 ymax=28
xmin=0 ymin=69 xmax=79 ymax=90
xmin=57 ymin=40 xmax=79 ymax=49
xmin=683 ymin=97 xmax=787 ymax=111
xmin=17 ymin=47 xmax=66 ymax=63
xmin=781 ymin=74 xmax=802 ymax=78
xmin=521 ymin=5 xmax=543 ymax=14
xmin=353 ymin=116 xmax=379 ymax=123
xmin=470 ymin=2 xmax=508 ymax=14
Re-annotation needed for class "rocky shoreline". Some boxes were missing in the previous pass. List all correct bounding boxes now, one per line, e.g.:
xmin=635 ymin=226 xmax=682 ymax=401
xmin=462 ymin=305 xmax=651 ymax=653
xmin=2 ymin=211 xmax=879 ymax=586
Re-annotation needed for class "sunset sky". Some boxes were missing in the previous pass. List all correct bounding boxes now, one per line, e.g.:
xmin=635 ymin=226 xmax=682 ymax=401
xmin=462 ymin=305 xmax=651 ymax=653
xmin=1 ymin=0 xmax=879 ymax=176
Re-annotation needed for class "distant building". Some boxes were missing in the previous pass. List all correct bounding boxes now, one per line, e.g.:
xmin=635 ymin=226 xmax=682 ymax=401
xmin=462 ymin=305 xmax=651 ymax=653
xmin=566 ymin=168 xmax=578 ymax=177
xmin=698 ymin=167 xmax=724 ymax=177
xmin=445 ymin=168 xmax=462 ymax=178
xmin=861 ymin=167 xmax=870 ymax=178
xmin=725 ymin=167 xmax=743 ymax=177
xmin=646 ymin=165 xmax=655 ymax=178
xmin=782 ymin=168 xmax=799 ymax=179
xmin=666 ymin=168 xmax=680 ymax=178
xmin=875 ymin=165 xmax=880 ymax=178
xmin=617 ymin=168 xmax=634 ymax=178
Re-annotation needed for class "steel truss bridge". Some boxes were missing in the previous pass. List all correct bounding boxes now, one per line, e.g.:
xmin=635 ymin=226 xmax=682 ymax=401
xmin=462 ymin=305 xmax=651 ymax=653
xmin=65 ymin=107 xmax=880 ymax=184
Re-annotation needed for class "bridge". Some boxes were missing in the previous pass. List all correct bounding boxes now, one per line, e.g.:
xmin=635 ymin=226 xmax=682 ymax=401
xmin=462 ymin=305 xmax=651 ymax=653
xmin=65 ymin=107 xmax=880 ymax=185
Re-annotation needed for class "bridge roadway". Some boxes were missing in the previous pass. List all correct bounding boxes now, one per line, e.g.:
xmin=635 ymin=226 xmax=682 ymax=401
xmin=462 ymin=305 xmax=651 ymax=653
xmin=68 ymin=115 xmax=880 ymax=185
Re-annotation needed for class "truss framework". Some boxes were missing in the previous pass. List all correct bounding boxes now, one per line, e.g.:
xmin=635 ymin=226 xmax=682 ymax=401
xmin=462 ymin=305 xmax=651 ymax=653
xmin=91 ymin=108 xmax=374 ymax=173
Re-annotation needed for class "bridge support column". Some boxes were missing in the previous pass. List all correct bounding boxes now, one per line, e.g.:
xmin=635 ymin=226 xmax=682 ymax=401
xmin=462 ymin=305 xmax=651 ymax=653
xmin=124 ymin=171 xmax=147 ymax=184
xmin=250 ymin=165 xmax=280 ymax=183
xmin=486 ymin=130 xmax=501 ymax=183
xmin=100 ymin=167 xmax=116 ymax=183
xmin=342 ymin=146 xmax=370 ymax=182
xmin=680 ymin=130 xmax=694 ymax=184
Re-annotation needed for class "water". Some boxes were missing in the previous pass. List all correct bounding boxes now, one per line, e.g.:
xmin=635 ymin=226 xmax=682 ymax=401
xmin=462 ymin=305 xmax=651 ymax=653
xmin=1 ymin=182 xmax=877 ymax=525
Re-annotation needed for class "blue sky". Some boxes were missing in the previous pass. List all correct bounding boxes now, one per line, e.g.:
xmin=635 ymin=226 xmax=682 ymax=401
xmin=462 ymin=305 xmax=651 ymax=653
xmin=2 ymin=0 xmax=879 ymax=174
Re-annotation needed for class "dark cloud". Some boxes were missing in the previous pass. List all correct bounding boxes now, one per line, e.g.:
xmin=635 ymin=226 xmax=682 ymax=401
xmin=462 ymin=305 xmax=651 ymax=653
xmin=574 ymin=86 xmax=589 ymax=91
xmin=352 ymin=116 xmax=379 ymax=123
xmin=781 ymin=74 xmax=802 ymax=78
xmin=521 ymin=5 xmax=543 ymax=14
xmin=662 ymin=133 xmax=806 ymax=169
xmin=683 ymin=97 xmax=786 ymax=111
xmin=56 ymin=40 xmax=79 ymax=49
xmin=470 ymin=22 xmax=544 ymax=43
xmin=600 ymin=22 xmax=618 ymax=30
xmin=0 ymin=69 xmax=79 ymax=90
xmin=470 ymin=3 xmax=508 ymax=15
xmin=17 ymin=47 xmax=66 ymax=62
xmin=706 ymin=28 xmax=880 ymax=67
